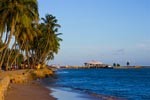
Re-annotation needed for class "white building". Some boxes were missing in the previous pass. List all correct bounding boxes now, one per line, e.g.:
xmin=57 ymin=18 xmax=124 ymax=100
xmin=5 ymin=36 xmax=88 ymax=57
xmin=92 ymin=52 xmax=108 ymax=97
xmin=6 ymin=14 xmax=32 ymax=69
xmin=84 ymin=60 xmax=112 ymax=68
xmin=84 ymin=60 xmax=102 ymax=67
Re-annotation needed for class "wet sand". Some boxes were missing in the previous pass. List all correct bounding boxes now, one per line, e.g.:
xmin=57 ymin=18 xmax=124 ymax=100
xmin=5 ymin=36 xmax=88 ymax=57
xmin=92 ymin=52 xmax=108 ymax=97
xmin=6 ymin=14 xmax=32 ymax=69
xmin=50 ymin=87 xmax=98 ymax=100
xmin=49 ymin=87 xmax=123 ymax=100
xmin=5 ymin=81 xmax=56 ymax=100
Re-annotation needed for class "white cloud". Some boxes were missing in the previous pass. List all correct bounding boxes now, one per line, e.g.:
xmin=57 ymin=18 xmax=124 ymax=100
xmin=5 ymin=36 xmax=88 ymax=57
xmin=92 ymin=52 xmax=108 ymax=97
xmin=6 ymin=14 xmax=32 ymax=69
xmin=136 ymin=41 xmax=150 ymax=50
xmin=113 ymin=48 xmax=125 ymax=55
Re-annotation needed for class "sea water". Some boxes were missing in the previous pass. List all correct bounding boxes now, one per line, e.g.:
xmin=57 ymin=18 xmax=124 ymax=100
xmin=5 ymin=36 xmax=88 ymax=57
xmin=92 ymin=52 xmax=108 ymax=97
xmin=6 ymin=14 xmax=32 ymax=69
xmin=46 ymin=68 xmax=150 ymax=100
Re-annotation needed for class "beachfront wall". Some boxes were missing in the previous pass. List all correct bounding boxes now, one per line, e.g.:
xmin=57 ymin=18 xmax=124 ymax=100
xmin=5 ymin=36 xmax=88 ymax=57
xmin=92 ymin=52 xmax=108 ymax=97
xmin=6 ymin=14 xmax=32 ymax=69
xmin=0 ymin=77 xmax=10 ymax=100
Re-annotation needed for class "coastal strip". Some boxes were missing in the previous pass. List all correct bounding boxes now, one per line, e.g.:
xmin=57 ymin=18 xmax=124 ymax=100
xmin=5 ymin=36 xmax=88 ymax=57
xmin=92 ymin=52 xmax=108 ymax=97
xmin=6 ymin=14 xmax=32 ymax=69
xmin=5 ymin=82 xmax=56 ymax=100
xmin=0 ymin=67 xmax=55 ymax=100
xmin=0 ymin=76 xmax=10 ymax=100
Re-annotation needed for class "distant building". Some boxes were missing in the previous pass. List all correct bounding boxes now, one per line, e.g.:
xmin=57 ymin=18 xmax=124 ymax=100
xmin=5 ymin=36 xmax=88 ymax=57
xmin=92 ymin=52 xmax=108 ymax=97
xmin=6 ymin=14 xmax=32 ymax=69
xmin=84 ymin=60 xmax=112 ymax=68
xmin=85 ymin=60 xmax=103 ymax=68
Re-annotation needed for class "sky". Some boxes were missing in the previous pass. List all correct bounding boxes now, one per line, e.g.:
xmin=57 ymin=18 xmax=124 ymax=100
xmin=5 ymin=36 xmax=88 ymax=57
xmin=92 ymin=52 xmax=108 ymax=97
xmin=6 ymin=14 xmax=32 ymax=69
xmin=38 ymin=0 xmax=150 ymax=66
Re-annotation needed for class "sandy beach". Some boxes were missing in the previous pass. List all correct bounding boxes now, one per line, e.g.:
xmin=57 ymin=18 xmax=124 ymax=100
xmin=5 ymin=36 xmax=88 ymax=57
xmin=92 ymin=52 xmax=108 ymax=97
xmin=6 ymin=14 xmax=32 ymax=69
xmin=5 ymin=81 xmax=56 ymax=100
xmin=5 ymin=81 xmax=95 ymax=100
xmin=5 ymin=80 xmax=100 ymax=100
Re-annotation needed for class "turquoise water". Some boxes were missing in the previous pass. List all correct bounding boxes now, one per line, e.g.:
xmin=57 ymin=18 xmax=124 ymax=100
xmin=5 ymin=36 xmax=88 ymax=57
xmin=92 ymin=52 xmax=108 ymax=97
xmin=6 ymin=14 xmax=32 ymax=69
xmin=47 ymin=68 xmax=150 ymax=100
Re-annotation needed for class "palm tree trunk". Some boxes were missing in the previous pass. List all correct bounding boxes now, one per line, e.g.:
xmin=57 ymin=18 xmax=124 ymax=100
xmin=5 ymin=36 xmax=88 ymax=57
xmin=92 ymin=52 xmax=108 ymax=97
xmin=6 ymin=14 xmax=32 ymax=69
xmin=0 ymin=49 xmax=8 ymax=70
xmin=5 ymin=41 xmax=16 ymax=70
xmin=0 ymin=20 xmax=15 ymax=52
xmin=0 ymin=21 xmax=14 ymax=70
xmin=39 ymin=37 xmax=50 ymax=64
xmin=0 ymin=30 xmax=14 ymax=52
xmin=25 ymin=45 xmax=30 ymax=68
xmin=10 ymin=41 xmax=24 ymax=68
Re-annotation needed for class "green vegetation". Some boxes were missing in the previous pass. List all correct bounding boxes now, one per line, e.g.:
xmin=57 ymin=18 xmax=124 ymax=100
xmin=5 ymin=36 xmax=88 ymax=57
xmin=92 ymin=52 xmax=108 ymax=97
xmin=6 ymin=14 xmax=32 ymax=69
xmin=127 ymin=61 xmax=130 ymax=66
xmin=113 ymin=63 xmax=120 ymax=67
xmin=0 ymin=0 xmax=62 ymax=70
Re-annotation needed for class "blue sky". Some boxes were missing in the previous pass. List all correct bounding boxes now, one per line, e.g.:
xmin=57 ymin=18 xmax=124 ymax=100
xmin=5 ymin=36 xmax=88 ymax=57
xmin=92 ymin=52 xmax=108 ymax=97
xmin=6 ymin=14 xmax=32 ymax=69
xmin=38 ymin=0 xmax=150 ymax=66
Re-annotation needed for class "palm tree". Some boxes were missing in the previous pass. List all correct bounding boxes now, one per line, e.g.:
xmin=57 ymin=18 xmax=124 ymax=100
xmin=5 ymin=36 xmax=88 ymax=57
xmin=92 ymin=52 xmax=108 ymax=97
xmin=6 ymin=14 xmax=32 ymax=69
xmin=127 ymin=61 xmax=130 ymax=66
xmin=0 ymin=0 xmax=39 ymax=68
xmin=29 ymin=14 xmax=62 ymax=65
xmin=40 ymin=14 xmax=62 ymax=63
xmin=15 ymin=23 xmax=40 ymax=67
xmin=113 ymin=63 xmax=116 ymax=67
xmin=0 ymin=0 xmax=38 ymax=51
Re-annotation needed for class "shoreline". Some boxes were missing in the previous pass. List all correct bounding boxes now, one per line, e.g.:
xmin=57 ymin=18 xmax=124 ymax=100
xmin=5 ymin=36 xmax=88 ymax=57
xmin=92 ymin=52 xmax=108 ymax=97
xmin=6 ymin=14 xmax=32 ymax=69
xmin=5 ymin=80 xmax=100 ymax=100
xmin=3 ymin=69 xmax=125 ymax=100
xmin=49 ymin=87 xmax=99 ymax=100
xmin=4 ymin=76 xmax=124 ymax=100
xmin=48 ymin=86 xmax=124 ymax=100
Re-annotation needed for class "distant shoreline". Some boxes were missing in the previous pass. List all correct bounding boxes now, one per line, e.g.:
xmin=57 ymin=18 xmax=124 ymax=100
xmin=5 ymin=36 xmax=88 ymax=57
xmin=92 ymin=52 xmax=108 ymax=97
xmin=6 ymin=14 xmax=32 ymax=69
xmin=55 ymin=65 xmax=149 ymax=69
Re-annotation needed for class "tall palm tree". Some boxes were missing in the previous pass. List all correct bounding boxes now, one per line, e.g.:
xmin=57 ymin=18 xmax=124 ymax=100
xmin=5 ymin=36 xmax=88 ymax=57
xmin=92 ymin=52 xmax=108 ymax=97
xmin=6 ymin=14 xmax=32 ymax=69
xmin=0 ymin=0 xmax=39 ymax=68
xmin=40 ymin=14 xmax=62 ymax=63
xmin=0 ymin=0 xmax=39 ymax=51
xmin=30 ymin=14 xmax=62 ymax=65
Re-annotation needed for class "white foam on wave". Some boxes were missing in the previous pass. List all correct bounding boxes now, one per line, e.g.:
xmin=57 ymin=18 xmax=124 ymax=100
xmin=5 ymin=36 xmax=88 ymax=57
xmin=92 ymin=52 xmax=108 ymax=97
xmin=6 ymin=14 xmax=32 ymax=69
xmin=56 ymin=71 xmax=69 ymax=74
xmin=49 ymin=87 xmax=97 ymax=100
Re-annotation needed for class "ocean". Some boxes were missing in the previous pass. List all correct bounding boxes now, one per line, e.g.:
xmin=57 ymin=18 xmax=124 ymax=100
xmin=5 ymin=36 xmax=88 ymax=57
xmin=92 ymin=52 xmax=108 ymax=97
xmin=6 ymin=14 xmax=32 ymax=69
xmin=44 ymin=68 xmax=150 ymax=100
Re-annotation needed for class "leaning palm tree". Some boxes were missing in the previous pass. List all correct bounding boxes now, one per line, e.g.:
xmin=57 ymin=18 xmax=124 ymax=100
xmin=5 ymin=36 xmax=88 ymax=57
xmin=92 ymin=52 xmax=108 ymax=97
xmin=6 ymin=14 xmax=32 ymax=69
xmin=0 ymin=0 xmax=38 ymax=51
xmin=0 ymin=0 xmax=39 ymax=68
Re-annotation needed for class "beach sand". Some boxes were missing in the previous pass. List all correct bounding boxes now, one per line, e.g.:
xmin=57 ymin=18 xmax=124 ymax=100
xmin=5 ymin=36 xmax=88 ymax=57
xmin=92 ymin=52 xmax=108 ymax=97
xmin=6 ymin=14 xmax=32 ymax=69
xmin=5 ymin=81 xmax=56 ymax=100
xmin=5 ymin=81 xmax=121 ymax=100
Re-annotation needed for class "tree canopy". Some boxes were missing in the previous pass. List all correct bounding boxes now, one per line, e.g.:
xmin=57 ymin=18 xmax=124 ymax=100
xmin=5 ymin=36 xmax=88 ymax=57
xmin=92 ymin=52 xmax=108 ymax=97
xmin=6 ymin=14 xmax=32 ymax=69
xmin=0 ymin=0 xmax=62 ymax=70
